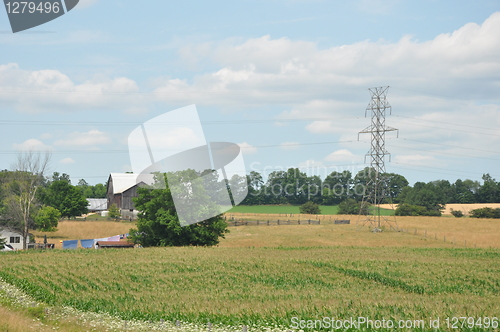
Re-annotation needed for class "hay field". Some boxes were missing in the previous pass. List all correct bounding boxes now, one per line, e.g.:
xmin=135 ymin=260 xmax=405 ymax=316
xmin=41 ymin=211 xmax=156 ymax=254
xmin=379 ymin=203 xmax=500 ymax=215
xmin=30 ymin=213 xmax=500 ymax=249
xmin=31 ymin=221 xmax=135 ymax=249
xmin=220 ymin=215 xmax=500 ymax=248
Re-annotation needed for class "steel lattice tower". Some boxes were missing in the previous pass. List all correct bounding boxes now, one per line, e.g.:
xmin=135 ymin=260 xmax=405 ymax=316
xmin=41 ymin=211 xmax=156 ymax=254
xmin=357 ymin=86 xmax=398 ymax=231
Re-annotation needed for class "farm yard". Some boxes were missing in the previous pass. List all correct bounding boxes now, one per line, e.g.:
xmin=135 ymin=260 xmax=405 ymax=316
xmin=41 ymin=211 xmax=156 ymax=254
xmin=1 ymin=209 xmax=500 ymax=331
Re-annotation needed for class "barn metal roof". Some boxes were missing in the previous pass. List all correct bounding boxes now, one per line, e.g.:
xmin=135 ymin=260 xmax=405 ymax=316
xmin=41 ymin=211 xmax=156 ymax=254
xmin=87 ymin=198 xmax=107 ymax=211
xmin=108 ymin=173 xmax=155 ymax=194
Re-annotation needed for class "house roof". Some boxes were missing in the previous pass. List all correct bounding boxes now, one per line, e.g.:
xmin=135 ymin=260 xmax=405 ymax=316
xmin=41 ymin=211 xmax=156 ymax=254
xmin=108 ymin=173 xmax=155 ymax=195
xmin=87 ymin=198 xmax=107 ymax=211
xmin=0 ymin=227 xmax=33 ymax=237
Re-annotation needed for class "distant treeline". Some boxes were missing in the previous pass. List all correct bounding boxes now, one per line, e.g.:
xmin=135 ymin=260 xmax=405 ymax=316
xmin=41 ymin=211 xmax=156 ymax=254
xmin=238 ymin=167 xmax=500 ymax=216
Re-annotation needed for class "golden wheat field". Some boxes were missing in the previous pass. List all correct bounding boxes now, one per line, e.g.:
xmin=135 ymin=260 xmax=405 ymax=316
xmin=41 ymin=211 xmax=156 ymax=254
xmin=32 ymin=212 xmax=500 ymax=249
xmin=379 ymin=203 xmax=500 ymax=216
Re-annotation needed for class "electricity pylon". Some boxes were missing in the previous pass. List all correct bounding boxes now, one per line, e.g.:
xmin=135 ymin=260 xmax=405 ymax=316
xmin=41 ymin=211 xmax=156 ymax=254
xmin=357 ymin=86 xmax=398 ymax=231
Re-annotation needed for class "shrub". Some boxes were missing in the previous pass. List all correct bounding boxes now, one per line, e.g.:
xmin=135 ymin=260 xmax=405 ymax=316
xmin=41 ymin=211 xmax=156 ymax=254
xmin=299 ymin=201 xmax=321 ymax=214
xmin=470 ymin=207 xmax=500 ymax=219
xmin=395 ymin=203 xmax=441 ymax=216
xmin=338 ymin=199 xmax=370 ymax=215
xmin=108 ymin=204 xmax=121 ymax=220
xmin=450 ymin=209 xmax=464 ymax=218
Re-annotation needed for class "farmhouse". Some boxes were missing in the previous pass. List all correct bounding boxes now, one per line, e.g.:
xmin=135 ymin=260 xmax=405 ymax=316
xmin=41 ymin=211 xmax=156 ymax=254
xmin=0 ymin=227 xmax=32 ymax=250
xmin=106 ymin=173 xmax=155 ymax=219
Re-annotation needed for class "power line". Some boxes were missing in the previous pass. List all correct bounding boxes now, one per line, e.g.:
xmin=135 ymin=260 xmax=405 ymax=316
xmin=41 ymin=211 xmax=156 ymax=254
xmin=0 ymin=139 xmax=362 ymax=155
xmin=387 ymin=144 xmax=500 ymax=162
xmin=393 ymin=114 xmax=499 ymax=133
xmin=390 ymin=118 xmax=500 ymax=137
xmin=0 ymin=115 xmax=360 ymax=126
xmin=394 ymin=138 xmax=500 ymax=156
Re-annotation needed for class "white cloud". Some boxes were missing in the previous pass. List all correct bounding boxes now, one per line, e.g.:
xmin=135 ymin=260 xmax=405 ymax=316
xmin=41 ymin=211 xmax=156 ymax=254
xmin=298 ymin=159 xmax=324 ymax=168
xmin=60 ymin=157 xmax=75 ymax=164
xmin=13 ymin=139 xmax=52 ymax=151
xmin=393 ymin=154 xmax=436 ymax=167
xmin=238 ymin=142 xmax=257 ymax=154
xmin=0 ymin=63 xmax=144 ymax=113
xmin=153 ymin=12 xmax=500 ymax=109
xmin=306 ymin=121 xmax=336 ymax=134
xmin=325 ymin=149 xmax=361 ymax=163
xmin=54 ymin=130 xmax=111 ymax=147
xmin=280 ymin=141 xmax=300 ymax=150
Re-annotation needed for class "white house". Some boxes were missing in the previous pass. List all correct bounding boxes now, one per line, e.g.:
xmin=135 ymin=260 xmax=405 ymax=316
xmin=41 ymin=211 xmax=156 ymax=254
xmin=0 ymin=228 xmax=31 ymax=250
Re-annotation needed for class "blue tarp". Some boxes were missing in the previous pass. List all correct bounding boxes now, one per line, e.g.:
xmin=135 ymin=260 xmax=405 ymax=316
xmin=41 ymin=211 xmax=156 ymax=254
xmin=62 ymin=240 xmax=78 ymax=249
xmin=80 ymin=239 xmax=94 ymax=249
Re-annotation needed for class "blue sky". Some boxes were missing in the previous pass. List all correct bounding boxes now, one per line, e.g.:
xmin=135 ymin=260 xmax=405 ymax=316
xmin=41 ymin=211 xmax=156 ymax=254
xmin=0 ymin=0 xmax=499 ymax=186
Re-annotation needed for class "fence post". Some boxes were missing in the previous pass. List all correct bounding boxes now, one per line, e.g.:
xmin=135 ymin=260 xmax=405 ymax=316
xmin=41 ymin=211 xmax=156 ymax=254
xmin=176 ymin=320 xmax=181 ymax=328
xmin=243 ymin=325 xmax=248 ymax=332
xmin=278 ymin=219 xmax=280 ymax=225
xmin=208 ymin=322 xmax=212 ymax=332
xmin=267 ymin=220 xmax=269 ymax=226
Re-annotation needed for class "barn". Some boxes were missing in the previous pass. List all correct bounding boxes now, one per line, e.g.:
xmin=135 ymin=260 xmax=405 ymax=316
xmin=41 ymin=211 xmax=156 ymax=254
xmin=0 ymin=228 xmax=32 ymax=250
xmin=106 ymin=173 xmax=155 ymax=219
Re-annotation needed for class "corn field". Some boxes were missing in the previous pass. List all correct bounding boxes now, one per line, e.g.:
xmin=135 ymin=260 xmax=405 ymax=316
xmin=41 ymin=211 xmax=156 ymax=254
xmin=0 ymin=246 xmax=499 ymax=331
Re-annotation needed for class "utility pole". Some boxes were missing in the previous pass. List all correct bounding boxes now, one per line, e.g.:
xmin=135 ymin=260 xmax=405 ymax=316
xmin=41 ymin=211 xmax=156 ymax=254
xmin=357 ymin=86 xmax=398 ymax=231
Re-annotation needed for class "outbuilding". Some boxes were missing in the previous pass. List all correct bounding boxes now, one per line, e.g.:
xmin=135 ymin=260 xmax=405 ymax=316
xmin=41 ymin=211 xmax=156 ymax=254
xmin=95 ymin=240 xmax=135 ymax=249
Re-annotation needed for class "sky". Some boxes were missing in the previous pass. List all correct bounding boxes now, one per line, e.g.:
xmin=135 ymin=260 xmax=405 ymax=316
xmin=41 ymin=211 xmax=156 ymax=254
xmin=0 ymin=0 xmax=499 ymax=186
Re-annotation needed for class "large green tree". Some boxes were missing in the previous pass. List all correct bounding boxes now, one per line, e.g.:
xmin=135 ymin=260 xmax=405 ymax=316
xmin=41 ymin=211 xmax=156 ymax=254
xmin=322 ymin=170 xmax=352 ymax=205
xmin=41 ymin=173 xmax=88 ymax=219
xmin=241 ymin=171 xmax=264 ymax=205
xmin=35 ymin=206 xmax=61 ymax=231
xmin=77 ymin=179 xmax=107 ymax=198
xmin=477 ymin=174 xmax=499 ymax=203
xmin=129 ymin=172 xmax=229 ymax=247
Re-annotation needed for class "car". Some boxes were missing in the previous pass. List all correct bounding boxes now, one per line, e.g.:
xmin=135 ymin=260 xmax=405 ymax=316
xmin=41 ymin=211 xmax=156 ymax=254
xmin=1 ymin=244 xmax=14 ymax=251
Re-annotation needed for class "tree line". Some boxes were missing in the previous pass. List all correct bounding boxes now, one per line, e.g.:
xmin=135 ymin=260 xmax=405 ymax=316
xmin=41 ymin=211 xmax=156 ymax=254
xmin=238 ymin=167 xmax=500 ymax=216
